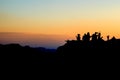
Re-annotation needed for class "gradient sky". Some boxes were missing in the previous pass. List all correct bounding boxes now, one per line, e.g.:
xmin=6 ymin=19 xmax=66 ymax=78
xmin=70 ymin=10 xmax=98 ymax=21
xmin=0 ymin=0 xmax=120 ymax=48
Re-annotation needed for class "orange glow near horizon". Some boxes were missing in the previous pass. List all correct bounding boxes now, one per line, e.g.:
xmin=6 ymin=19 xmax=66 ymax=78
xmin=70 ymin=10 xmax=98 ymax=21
xmin=1 ymin=0 xmax=120 ymax=48
xmin=1 ymin=17 xmax=120 ymax=39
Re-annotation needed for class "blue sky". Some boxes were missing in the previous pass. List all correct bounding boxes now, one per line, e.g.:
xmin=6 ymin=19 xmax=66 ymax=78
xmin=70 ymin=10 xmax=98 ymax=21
xmin=1 ymin=0 xmax=120 ymax=19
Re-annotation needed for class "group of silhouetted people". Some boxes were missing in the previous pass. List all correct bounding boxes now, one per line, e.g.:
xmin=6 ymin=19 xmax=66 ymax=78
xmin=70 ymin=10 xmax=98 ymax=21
xmin=57 ymin=32 xmax=120 ymax=55
xmin=76 ymin=32 xmax=105 ymax=42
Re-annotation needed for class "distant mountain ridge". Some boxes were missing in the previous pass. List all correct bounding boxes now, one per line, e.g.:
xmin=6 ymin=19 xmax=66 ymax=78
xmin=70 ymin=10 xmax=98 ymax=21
xmin=0 ymin=32 xmax=68 ymax=48
xmin=0 ymin=43 xmax=63 ymax=65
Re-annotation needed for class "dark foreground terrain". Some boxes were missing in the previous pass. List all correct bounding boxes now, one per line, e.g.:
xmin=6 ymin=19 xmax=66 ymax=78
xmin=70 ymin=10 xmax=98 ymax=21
xmin=0 ymin=44 xmax=64 ymax=65
xmin=0 ymin=32 xmax=120 ymax=68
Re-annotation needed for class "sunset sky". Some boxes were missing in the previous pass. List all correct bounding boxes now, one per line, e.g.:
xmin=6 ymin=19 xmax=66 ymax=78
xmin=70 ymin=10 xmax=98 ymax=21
xmin=0 ymin=0 xmax=120 ymax=48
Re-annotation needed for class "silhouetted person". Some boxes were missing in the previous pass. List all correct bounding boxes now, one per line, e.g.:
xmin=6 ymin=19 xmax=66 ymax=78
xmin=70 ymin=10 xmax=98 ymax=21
xmin=111 ymin=36 xmax=116 ymax=41
xmin=98 ymin=32 xmax=101 ymax=39
xmin=98 ymin=32 xmax=103 ymax=41
xmin=107 ymin=35 xmax=110 ymax=41
xmin=82 ymin=32 xmax=91 ymax=42
xmin=86 ymin=32 xmax=91 ymax=42
xmin=76 ymin=34 xmax=81 ymax=41
xmin=82 ymin=33 xmax=87 ymax=41
xmin=91 ymin=32 xmax=98 ymax=41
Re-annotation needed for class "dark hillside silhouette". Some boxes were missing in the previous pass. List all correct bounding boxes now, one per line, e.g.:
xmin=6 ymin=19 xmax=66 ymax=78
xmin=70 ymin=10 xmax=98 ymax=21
xmin=0 ymin=32 xmax=120 ymax=67
xmin=57 ymin=32 xmax=120 ymax=68
xmin=0 ymin=44 xmax=63 ymax=65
